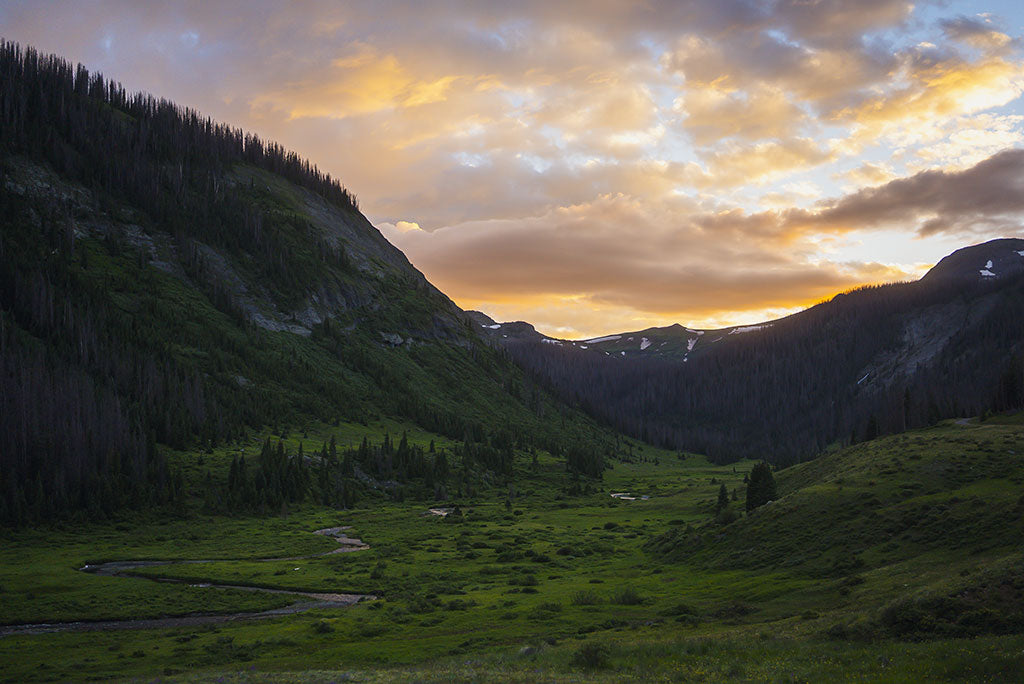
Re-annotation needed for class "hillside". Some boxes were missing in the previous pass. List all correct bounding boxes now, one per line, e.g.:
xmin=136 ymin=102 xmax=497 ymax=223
xmin=475 ymin=239 xmax=1024 ymax=464
xmin=2 ymin=41 xmax=1024 ymax=684
xmin=2 ymin=418 xmax=1022 ymax=682
xmin=0 ymin=43 xmax=610 ymax=525
xmin=648 ymin=415 xmax=1024 ymax=640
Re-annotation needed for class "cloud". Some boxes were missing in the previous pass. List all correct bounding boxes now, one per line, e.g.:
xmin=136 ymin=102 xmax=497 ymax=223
xmin=941 ymin=15 xmax=1014 ymax=52
xmin=381 ymin=149 xmax=1024 ymax=335
xmin=836 ymin=50 xmax=1024 ymax=142
xmin=252 ymin=47 xmax=466 ymax=119
xmin=676 ymin=84 xmax=809 ymax=145
xmin=838 ymin=162 xmax=899 ymax=189
xmin=692 ymin=138 xmax=835 ymax=187
xmin=2 ymin=0 xmax=1024 ymax=336
xmin=789 ymin=149 xmax=1024 ymax=238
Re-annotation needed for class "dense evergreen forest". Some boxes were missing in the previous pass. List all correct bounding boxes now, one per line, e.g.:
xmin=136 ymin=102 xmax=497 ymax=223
xmin=2 ymin=40 xmax=1021 ymax=525
xmin=0 ymin=43 xmax=607 ymax=525
xmin=504 ymin=272 xmax=1024 ymax=465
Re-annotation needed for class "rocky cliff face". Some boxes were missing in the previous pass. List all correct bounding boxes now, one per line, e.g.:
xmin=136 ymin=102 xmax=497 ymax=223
xmin=3 ymin=155 xmax=469 ymax=345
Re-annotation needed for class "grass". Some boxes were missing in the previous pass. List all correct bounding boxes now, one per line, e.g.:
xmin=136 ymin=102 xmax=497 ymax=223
xmin=2 ymin=417 xmax=1024 ymax=682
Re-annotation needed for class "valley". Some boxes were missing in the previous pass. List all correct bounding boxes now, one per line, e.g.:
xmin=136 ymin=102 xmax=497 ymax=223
xmin=2 ymin=417 xmax=1023 ymax=681
xmin=2 ymin=39 xmax=1024 ymax=683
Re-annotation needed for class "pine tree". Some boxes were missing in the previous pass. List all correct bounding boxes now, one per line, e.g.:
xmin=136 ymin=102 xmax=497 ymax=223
xmin=745 ymin=461 xmax=777 ymax=512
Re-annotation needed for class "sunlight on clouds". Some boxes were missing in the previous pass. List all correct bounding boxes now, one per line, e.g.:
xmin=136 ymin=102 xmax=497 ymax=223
xmin=9 ymin=1 xmax=1024 ymax=336
xmin=677 ymin=85 xmax=807 ymax=145
xmin=841 ymin=56 xmax=1024 ymax=142
xmin=696 ymin=138 xmax=835 ymax=187
xmin=911 ymin=113 xmax=1024 ymax=170
xmin=838 ymin=162 xmax=899 ymax=190
xmin=255 ymin=47 xmax=463 ymax=119
xmin=394 ymin=220 xmax=423 ymax=233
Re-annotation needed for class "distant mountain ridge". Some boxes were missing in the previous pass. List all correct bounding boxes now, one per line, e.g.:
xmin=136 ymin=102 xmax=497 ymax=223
xmin=473 ymin=237 xmax=1024 ymax=463
xmin=472 ymin=237 xmax=1024 ymax=364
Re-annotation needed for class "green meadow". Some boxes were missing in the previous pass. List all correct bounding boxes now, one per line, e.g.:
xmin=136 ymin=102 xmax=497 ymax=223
xmin=2 ymin=417 xmax=1023 ymax=682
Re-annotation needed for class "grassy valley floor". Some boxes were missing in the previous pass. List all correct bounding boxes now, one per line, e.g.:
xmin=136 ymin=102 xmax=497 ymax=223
xmin=2 ymin=417 xmax=1023 ymax=682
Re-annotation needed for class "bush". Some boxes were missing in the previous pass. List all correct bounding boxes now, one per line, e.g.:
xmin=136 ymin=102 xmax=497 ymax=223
xmin=610 ymin=587 xmax=644 ymax=605
xmin=312 ymin=620 xmax=334 ymax=634
xmin=660 ymin=602 xmax=699 ymax=617
xmin=570 ymin=589 xmax=601 ymax=606
xmin=527 ymin=602 xmax=563 ymax=620
xmin=509 ymin=573 xmax=539 ymax=587
xmin=571 ymin=642 xmax=610 ymax=669
xmin=714 ymin=507 xmax=738 ymax=525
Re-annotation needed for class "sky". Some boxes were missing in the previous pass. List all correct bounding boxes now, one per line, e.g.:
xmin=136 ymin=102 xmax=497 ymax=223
xmin=3 ymin=1 xmax=1024 ymax=338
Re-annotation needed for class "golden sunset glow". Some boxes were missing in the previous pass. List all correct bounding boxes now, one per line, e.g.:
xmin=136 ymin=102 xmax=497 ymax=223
xmin=6 ymin=1 xmax=1024 ymax=338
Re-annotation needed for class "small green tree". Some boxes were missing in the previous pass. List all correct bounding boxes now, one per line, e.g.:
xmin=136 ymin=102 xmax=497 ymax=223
xmin=745 ymin=461 xmax=777 ymax=512
xmin=716 ymin=483 xmax=729 ymax=512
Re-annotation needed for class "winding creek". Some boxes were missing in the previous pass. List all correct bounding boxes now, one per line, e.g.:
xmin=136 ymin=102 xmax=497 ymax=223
xmin=0 ymin=527 xmax=374 ymax=636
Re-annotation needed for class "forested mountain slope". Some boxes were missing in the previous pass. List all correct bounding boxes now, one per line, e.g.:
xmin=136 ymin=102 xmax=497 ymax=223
xmin=0 ymin=43 xmax=607 ymax=524
xmin=479 ymin=239 xmax=1024 ymax=464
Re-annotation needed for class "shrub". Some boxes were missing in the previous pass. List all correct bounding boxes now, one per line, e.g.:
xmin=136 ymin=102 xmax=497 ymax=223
xmin=527 ymin=602 xmax=563 ymax=620
xmin=570 ymin=589 xmax=601 ymax=606
xmin=571 ymin=642 xmax=610 ymax=669
xmin=356 ymin=624 xmax=386 ymax=638
xmin=509 ymin=573 xmax=539 ymax=587
xmin=714 ymin=507 xmax=738 ymax=525
xmin=610 ymin=587 xmax=644 ymax=605
xmin=660 ymin=602 xmax=699 ymax=617
xmin=445 ymin=598 xmax=476 ymax=611
xmin=312 ymin=620 xmax=333 ymax=634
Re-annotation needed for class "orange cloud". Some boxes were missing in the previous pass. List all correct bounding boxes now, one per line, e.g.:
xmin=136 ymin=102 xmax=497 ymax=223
xmin=253 ymin=46 xmax=464 ymax=119
xmin=5 ymin=0 xmax=1024 ymax=337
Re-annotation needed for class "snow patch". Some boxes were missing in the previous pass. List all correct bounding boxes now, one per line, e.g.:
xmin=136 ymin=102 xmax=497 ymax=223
xmin=486 ymin=324 xmax=501 ymax=329
xmin=640 ymin=337 xmax=651 ymax=350
xmin=687 ymin=338 xmax=697 ymax=352
xmin=1017 ymin=250 xmax=1024 ymax=257
xmin=541 ymin=338 xmax=563 ymax=345
xmin=985 ymin=260 xmax=993 ymax=269
xmin=857 ymin=372 xmax=869 ymax=385
xmin=980 ymin=269 xmax=996 ymax=277
xmin=620 ymin=351 xmax=625 ymax=356
xmin=584 ymin=335 xmax=621 ymax=344
xmin=579 ymin=345 xmax=588 ymax=349
xmin=729 ymin=324 xmax=769 ymax=335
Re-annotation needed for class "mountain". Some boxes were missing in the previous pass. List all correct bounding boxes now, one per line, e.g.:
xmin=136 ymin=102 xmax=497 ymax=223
xmin=921 ymin=238 xmax=1024 ymax=284
xmin=475 ymin=238 xmax=1024 ymax=464
xmin=0 ymin=43 xmax=608 ymax=524
xmin=470 ymin=312 xmax=778 ymax=364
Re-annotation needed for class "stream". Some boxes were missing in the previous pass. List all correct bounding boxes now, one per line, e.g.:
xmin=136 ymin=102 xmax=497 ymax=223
xmin=0 ymin=527 xmax=373 ymax=636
